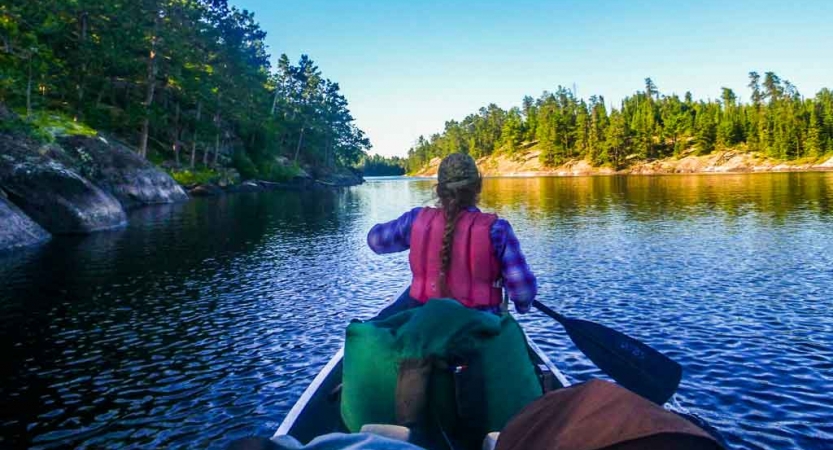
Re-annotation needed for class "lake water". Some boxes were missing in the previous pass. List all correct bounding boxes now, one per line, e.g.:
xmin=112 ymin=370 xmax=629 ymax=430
xmin=1 ymin=173 xmax=832 ymax=449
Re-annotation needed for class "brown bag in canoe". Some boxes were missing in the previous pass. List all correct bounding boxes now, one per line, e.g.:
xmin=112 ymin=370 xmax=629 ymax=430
xmin=495 ymin=379 xmax=724 ymax=450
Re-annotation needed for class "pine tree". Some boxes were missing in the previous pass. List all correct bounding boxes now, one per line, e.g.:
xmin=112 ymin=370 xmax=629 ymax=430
xmin=588 ymin=96 xmax=608 ymax=164
xmin=522 ymin=95 xmax=537 ymax=142
xmin=536 ymin=94 xmax=559 ymax=165
xmin=403 ymin=72 xmax=831 ymax=171
xmin=501 ymin=108 xmax=523 ymax=154
xmin=694 ymin=102 xmax=718 ymax=154
xmin=573 ymin=100 xmax=590 ymax=159
xmin=806 ymin=100 xmax=823 ymax=158
xmin=746 ymin=72 xmax=763 ymax=151
xmin=605 ymin=110 xmax=628 ymax=167
xmin=718 ymin=87 xmax=743 ymax=147
xmin=817 ymin=88 xmax=833 ymax=154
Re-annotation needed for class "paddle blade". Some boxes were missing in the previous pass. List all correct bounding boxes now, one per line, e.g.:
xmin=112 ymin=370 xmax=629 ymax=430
xmin=534 ymin=301 xmax=682 ymax=405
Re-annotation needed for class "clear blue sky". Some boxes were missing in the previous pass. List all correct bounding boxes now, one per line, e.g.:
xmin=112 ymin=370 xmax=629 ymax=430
xmin=233 ymin=0 xmax=832 ymax=157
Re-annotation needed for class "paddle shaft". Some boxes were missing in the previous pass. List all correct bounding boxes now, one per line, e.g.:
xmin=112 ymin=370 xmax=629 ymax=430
xmin=532 ymin=300 xmax=569 ymax=325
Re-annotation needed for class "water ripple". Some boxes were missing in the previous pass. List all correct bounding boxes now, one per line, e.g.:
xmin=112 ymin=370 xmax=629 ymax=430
xmin=0 ymin=174 xmax=832 ymax=449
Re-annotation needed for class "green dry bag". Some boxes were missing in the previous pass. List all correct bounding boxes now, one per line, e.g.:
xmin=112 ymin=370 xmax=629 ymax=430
xmin=341 ymin=299 xmax=543 ymax=438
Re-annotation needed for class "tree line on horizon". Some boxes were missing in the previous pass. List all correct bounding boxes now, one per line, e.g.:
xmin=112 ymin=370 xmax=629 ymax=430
xmin=0 ymin=0 xmax=370 ymax=180
xmin=405 ymin=73 xmax=833 ymax=172
xmin=359 ymin=154 xmax=406 ymax=176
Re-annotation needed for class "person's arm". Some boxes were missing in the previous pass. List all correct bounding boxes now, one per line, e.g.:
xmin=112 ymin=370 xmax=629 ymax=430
xmin=367 ymin=207 xmax=422 ymax=254
xmin=491 ymin=219 xmax=537 ymax=313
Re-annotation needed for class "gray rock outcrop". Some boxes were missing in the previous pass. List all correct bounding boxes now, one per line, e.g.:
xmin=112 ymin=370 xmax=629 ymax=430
xmin=57 ymin=135 xmax=188 ymax=208
xmin=0 ymin=192 xmax=51 ymax=251
xmin=1 ymin=160 xmax=127 ymax=234
xmin=0 ymin=106 xmax=189 ymax=245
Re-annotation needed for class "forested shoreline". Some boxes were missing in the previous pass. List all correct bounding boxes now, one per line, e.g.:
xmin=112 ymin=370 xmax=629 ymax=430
xmin=406 ymin=74 xmax=833 ymax=173
xmin=359 ymin=154 xmax=406 ymax=176
xmin=0 ymin=1 xmax=370 ymax=182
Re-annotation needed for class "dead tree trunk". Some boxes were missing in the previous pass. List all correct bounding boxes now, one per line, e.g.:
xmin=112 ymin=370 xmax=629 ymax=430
xmin=26 ymin=54 xmax=33 ymax=118
xmin=213 ymin=131 xmax=221 ymax=166
xmin=75 ymin=11 xmax=88 ymax=120
xmin=190 ymin=100 xmax=201 ymax=168
xmin=95 ymin=80 xmax=106 ymax=107
xmin=173 ymin=101 xmax=181 ymax=166
xmin=270 ymin=87 xmax=280 ymax=116
xmin=293 ymin=125 xmax=305 ymax=162
xmin=210 ymin=92 xmax=221 ymax=166
xmin=138 ymin=13 xmax=160 ymax=158
xmin=202 ymin=141 xmax=210 ymax=165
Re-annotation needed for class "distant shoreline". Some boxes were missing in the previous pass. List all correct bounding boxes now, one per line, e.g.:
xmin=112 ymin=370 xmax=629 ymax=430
xmin=410 ymin=148 xmax=833 ymax=178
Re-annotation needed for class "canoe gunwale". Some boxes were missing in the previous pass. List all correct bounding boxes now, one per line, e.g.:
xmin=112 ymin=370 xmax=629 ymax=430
xmin=274 ymin=347 xmax=344 ymax=437
xmin=273 ymin=283 xmax=410 ymax=439
xmin=524 ymin=330 xmax=570 ymax=388
xmin=273 ymin=284 xmax=570 ymax=441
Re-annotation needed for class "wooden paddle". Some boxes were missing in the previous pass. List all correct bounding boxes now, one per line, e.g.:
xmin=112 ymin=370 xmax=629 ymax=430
xmin=532 ymin=300 xmax=683 ymax=405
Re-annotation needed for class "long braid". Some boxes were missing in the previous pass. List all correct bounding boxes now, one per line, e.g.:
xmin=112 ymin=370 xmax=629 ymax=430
xmin=435 ymin=153 xmax=482 ymax=298
xmin=438 ymin=195 xmax=461 ymax=295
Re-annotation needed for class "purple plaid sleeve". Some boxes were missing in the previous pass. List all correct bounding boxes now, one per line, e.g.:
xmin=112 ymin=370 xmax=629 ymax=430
xmin=367 ymin=207 xmax=423 ymax=254
xmin=491 ymin=219 xmax=538 ymax=313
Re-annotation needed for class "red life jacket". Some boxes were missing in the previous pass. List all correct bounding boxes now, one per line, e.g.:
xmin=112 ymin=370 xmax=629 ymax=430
xmin=409 ymin=207 xmax=502 ymax=308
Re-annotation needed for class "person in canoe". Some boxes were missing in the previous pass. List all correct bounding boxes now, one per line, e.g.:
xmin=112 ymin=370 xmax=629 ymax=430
xmin=367 ymin=152 xmax=536 ymax=314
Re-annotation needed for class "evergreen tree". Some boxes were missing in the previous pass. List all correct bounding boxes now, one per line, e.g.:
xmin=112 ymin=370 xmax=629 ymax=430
xmin=573 ymin=100 xmax=590 ymax=158
xmin=521 ymin=95 xmax=537 ymax=142
xmin=806 ymin=100 xmax=823 ymax=158
xmin=605 ymin=110 xmax=628 ymax=167
xmin=718 ymin=87 xmax=743 ymax=147
xmin=501 ymin=107 xmax=523 ymax=154
xmin=2 ymin=0 xmax=371 ymax=180
xmin=694 ymin=102 xmax=718 ymax=154
xmin=587 ymin=96 xmax=608 ymax=164
xmin=404 ymin=72 xmax=832 ymax=171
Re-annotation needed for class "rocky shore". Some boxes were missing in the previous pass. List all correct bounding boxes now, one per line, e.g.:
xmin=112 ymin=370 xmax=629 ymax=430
xmin=0 ymin=107 xmax=363 ymax=253
xmin=0 ymin=120 xmax=188 ymax=250
xmin=185 ymin=165 xmax=364 ymax=197
xmin=412 ymin=146 xmax=833 ymax=177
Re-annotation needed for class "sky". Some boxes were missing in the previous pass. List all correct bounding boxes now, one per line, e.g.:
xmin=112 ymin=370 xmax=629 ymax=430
xmin=232 ymin=0 xmax=832 ymax=157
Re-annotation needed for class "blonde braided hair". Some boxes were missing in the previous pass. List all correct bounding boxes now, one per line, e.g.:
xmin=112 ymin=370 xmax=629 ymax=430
xmin=436 ymin=153 xmax=482 ymax=296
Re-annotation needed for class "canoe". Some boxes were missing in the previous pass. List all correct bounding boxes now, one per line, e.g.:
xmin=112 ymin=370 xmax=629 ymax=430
xmin=273 ymin=285 xmax=571 ymax=448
